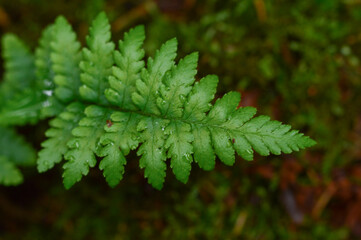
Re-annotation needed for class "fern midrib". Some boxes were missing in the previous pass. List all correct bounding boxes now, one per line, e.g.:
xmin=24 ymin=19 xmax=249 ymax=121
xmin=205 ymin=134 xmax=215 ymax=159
xmin=173 ymin=121 xmax=183 ymax=161
xmin=150 ymin=117 xmax=157 ymax=164
xmin=140 ymin=83 xmax=153 ymax=112
xmin=97 ymin=52 xmax=106 ymax=104
xmin=162 ymin=84 xmax=182 ymax=118
xmin=91 ymin=102 xmax=287 ymax=140
xmin=120 ymin=58 xmax=131 ymax=109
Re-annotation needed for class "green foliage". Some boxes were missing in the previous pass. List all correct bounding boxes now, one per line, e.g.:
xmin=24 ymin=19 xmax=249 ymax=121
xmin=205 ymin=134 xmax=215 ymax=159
xmin=35 ymin=24 xmax=59 ymax=118
xmin=0 ymin=34 xmax=36 ymax=101
xmin=0 ymin=34 xmax=41 ymax=125
xmin=79 ymin=12 xmax=115 ymax=104
xmin=37 ymin=102 xmax=85 ymax=172
xmin=0 ymin=12 xmax=315 ymax=190
xmin=0 ymin=35 xmax=37 ymax=186
xmin=146 ymin=0 xmax=361 ymax=177
xmin=0 ymin=157 xmax=23 ymax=186
xmin=0 ymin=127 xmax=35 ymax=186
xmin=51 ymin=16 xmax=82 ymax=103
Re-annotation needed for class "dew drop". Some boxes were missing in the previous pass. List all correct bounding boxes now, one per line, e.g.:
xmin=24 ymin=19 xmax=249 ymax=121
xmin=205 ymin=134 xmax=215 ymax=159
xmin=42 ymin=100 xmax=51 ymax=107
xmin=179 ymin=94 xmax=186 ymax=102
xmin=183 ymin=153 xmax=191 ymax=161
xmin=43 ymin=90 xmax=53 ymax=96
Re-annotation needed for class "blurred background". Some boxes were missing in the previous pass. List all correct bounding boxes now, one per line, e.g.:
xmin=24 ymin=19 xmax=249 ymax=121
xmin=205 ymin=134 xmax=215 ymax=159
xmin=0 ymin=0 xmax=361 ymax=239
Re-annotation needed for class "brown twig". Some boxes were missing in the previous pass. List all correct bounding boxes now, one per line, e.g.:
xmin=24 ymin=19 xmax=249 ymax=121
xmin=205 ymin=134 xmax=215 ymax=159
xmin=112 ymin=1 xmax=156 ymax=33
xmin=232 ymin=210 xmax=248 ymax=237
xmin=0 ymin=7 xmax=10 ymax=28
xmin=311 ymin=183 xmax=336 ymax=219
xmin=253 ymin=0 xmax=267 ymax=23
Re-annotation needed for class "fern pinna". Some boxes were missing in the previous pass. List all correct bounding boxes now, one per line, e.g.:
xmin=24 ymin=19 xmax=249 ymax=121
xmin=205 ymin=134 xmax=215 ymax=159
xmin=0 ymin=12 xmax=316 ymax=189
xmin=0 ymin=34 xmax=37 ymax=186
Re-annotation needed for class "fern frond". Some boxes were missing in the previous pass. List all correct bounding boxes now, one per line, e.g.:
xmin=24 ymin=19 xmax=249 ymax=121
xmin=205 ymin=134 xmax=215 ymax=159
xmin=51 ymin=16 xmax=82 ymax=103
xmin=35 ymin=24 xmax=63 ymax=118
xmin=0 ymin=13 xmax=316 ymax=190
xmin=0 ymin=127 xmax=35 ymax=186
xmin=0 ymin=157 xmax=23 ymax=186
xmin=183 ymin=75 xmax=218 ymax=170
xmin=0 ymin=90 xmax=44 ymax=125
xmin=132 ymin=38 xmax=178 ymax=115
xmin=106 ymin=25 xmax=145 ymax=110
xmin=0 ymin=127 xmax=35 ymax=166
xmin=157 ymin=53 xmax=199 ymax=183
xmin=37 ymin=102 xmax=85 ymax=172
xmin=79 ymin=12 xmax=115 ymax=105
xmin=98 ymin=25 xmax=145 ymax=186
xmin=99 ymin=112 xmax=140 ymax=187
xmin=137 ymin=117 xmax=169 ymax=189
xmin=0 ymin=34 xmax=41 ymax=125
xmin=35 ymin=17 xmax=82 ymax=118
xmin=0 ymin=34 xmax=36 ymax=101
xmin=61 ymin=12 xmax=116 ymax=188
xmin=0 ymin=17 xmax=82 ymax=126
xmin=35 ymin=25 xmax=55 ymax=91
xmin=63 ymin=105 xmax=112 ymax=188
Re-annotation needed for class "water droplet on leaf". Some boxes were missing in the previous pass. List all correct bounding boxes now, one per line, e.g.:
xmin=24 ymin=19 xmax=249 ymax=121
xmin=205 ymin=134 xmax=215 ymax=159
xmin=179 ymin=94 xmax=186 ymax=102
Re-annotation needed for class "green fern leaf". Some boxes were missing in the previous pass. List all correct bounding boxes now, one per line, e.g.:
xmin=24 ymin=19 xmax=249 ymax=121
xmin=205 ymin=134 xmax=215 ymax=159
xmin=137 ymin=117 xmax=169 ymax=189
xmin=35 ymin=24 xmax=63 ymax=118
xmin=99 ymin=112 xmax=140 ymax=187
xmin=63 ymin=105 xmax=112 ymax=188
xmin=79 ymin=12 xmax=115 ymax=105
xmin=0 ymin=127 xmax=35 ymax=166
xmin=99 ymin=26 xmax=146 ymax=186
xmin=35 ymin=25 xmax=55 ymax=92
xmin=0 ymin=13 xmax=316 ymax=190
xmin=132 ymin=38 xmax=178 ymax=114
xmin=0 ymin=157 xmax=23 ymax=186
xmin=0 ymin=127 xmax=35 ymax=186
xmin=157 ymin=53 xmax=198 ymax=183
xmin=183 ymin=75 xmax=218 ymax=170
xmin=0 ymin=17 xmax=82 ymax=126
xmin=0 ymin=92 xmax=44 ymax=126
xmin=51 ymin=16 xmax=82 ymax=103
xmin=106 ymin=25 xmax=145 ymax=110
xmin=80 ymin=14 xmax=315 ymax=189
xmin=37 ymin=102 xmax=85 ymax=172
xmin=62 ymin=12 xmax=115 ymax=188
xmin=0 ymin=34 xmax=36 ymax=101
xmin=0 ymin=34 xmax=41 ymax=125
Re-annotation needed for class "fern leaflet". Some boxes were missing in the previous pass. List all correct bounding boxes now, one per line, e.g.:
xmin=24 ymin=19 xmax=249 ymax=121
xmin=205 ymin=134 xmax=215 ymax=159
xmin=0 ymin=127 xmax=35 ymax=186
